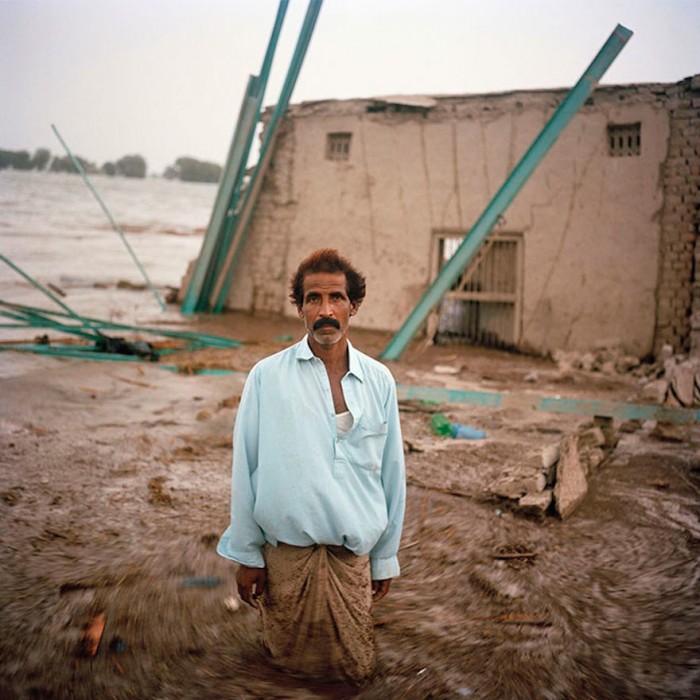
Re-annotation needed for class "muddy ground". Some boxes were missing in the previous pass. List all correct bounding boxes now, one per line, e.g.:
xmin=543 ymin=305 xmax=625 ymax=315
xmin=1 ymin=311 xmax=699 ymax=699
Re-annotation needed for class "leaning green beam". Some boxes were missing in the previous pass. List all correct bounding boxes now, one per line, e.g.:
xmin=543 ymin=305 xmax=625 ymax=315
xmin=203 ymin=0 xmax=291 ymax=309
xmin=209 ymin=0 xmax=325 ymax=311
xmin=381 ymin=24 xmax=634 ymax=361
xmin=0 ymin=301 xmax=240 ymax=349
xmin=182 ymin=0 xmax=289 ymax=313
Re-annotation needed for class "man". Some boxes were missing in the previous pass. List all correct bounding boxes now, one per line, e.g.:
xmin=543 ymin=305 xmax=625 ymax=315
xmin=217 ymin=248 xmax=406 ymax=682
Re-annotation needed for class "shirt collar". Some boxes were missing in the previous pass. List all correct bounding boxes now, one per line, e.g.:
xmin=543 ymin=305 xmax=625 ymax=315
xmin=296 ymin=335 xmax=365 ymax=382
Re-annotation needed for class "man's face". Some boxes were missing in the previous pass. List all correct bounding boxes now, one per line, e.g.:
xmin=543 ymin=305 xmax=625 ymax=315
xmin=298 ymin=272 xmax=357 ymax=347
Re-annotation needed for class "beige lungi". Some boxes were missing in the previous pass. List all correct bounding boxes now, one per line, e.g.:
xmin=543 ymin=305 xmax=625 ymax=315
xmin=259 ymin=542 xmax=375 ymax=682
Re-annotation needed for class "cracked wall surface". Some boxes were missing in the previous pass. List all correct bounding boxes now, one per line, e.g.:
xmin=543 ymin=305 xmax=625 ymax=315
xmin=223 ymin=78 xmax=699 ymax=358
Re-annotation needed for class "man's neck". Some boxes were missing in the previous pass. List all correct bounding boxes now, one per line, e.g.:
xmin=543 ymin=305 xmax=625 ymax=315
xmin=307 ymin=335 xmax=349 ymax=372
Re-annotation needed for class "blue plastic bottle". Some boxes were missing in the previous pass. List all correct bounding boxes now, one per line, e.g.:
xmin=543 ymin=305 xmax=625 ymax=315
xmin=451 ymin=423 xmax=486 ymax=440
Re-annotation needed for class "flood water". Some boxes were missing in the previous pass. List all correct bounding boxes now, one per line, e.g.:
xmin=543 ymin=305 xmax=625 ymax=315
xmin=0 ymin=170 xmax=214 ymax=325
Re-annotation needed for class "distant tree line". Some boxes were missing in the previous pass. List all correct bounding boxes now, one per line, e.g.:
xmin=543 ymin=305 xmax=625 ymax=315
xmin=1 ymin=148 xmax=222 ymax=183
xmin=0 ymin=148 xmax=147 ymax=178
xmin=163 ymin=157 xmax=221 ymax=183
xmin=0 ymin=148 xmax=52 ymax=171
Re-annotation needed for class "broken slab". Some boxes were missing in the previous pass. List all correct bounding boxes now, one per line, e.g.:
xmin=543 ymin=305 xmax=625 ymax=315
xmin=577 ymin=426 xmax=606 ymax=449
xmin=640 ymin=379 xmax=668 ymax=404
xmin=492 ymin=471 xmax=547 ymax=500
xmin=553 ymin=435 xmax=588 ymax=519
xmin=665 ymin=359 xmax=700 ymax=407
xmin=583 ymin=447 xmax=606 ymax=473
xmin=518 ymin=490 xmax=553 ymax=519
xmin=651 ymin=422 xmax=691 ymax=443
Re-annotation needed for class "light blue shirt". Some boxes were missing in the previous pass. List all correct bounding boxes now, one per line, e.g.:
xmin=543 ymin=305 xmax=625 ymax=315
xmin=217 ymin=336 xmax=406 ymax=580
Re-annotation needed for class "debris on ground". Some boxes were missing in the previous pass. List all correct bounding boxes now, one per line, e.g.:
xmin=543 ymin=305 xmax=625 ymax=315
xmin=76 ymin=613 xmax=106 ymax=658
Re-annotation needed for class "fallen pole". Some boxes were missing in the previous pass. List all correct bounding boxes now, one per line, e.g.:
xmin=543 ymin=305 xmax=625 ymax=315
xmin=209 ymin=0 xmax=325 ymax=311
xmin=182 ymin=0 xmax=290 ymax=313
xmin=51 ymin=124 xmax=167 ymax=312
xmin=0 ymin=300 xmax=241 ymax=349
xmin=381 ymin=24 xmax=633 ymax=360
xmin=0 ymin=254 xmax=104 ymax=339
xmin=396 ymin=384 xmax=699 ymax=424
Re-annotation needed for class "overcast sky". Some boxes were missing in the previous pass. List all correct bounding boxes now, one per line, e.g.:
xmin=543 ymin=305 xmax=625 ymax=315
xmin=2 ymin=0 xmax=698 ymax=174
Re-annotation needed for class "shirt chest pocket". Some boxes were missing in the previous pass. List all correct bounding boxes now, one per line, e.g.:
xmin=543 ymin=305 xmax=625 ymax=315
xmin=346 ymin=418 xmax=388 ymax=472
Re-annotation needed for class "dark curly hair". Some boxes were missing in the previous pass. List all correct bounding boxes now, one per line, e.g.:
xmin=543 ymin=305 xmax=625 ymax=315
xmin=289 ymin=248 xmax=366 ymax=308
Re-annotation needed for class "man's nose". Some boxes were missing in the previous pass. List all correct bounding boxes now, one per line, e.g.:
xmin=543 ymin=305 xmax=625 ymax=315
xmin=319 ymin=298 xmax=334 ymax=316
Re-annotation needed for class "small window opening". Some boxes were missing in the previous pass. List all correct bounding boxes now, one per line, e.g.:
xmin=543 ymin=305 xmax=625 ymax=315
xmin=326 ymin=132 xmax=352 ymax=161
xmin=607 ymin=123 xmax=641 ymax=157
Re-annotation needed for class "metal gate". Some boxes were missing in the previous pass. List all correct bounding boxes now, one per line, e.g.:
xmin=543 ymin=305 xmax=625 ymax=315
xmin=434 ymin=232 xmax=522 ymax=349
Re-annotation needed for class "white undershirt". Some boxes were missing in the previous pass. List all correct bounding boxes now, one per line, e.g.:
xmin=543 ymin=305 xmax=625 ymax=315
xmin=336 ymin=410 xmax=353 ymax=436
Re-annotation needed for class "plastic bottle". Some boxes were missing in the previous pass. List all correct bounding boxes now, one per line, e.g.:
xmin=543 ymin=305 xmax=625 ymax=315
xmin=451 ymin=423 xmax=487 ymax=440
xmin=430 ymin=412 xmax=454 ymax=437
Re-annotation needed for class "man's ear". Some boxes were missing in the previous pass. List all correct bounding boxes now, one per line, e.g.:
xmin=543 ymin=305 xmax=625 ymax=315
xmin=349 ymin=301 xmax=358 ymax=316
xmin=296 ymin=304 xmax=304 ymax=319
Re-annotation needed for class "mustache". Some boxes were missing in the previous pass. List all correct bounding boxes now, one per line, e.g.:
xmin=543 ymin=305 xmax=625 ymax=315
xmin=313 ymin=317 xmax=341 ymax=331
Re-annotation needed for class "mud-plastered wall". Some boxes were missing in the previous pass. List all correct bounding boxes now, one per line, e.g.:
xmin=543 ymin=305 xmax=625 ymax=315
xmin=226 ymin=81 xmax=696 ymax=358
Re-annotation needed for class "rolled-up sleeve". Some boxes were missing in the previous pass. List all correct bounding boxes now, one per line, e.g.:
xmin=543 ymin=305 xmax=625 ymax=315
xmin=369 ymin=378 xmax=406 ymax=580
xmin=216 ymin=366 xmax=267 ymax=568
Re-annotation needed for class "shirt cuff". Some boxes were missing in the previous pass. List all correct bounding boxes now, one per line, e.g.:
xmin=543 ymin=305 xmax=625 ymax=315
xmin=216 ymin=530 xmax=266 ymax=568
xmin=370 ymin=555 xmax=400 ymax=580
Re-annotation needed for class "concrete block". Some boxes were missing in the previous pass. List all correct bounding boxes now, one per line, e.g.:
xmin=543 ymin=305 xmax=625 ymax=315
xmin=615 ymin=355 xmax=641 ymax=372
xmin=491 ymin=478 xmax=526 ymax=500
xmin=542 ymin=443 xmax=560 ymax=470
xmin=553 ymin=435 xmax=587 ymax=520
xmin=577 ymin=427 xmax=606 ymax=450
xmin=641 ymin=379 xmax=669 ymax=404
xmin=518 ymin=490 xmax=553 ymax=519
xmin=584 ymin=447 xmax=606 ymax=473
xmin=659 ymin=344 xmax=675 ymax=362
xmin=665 ymin=360 xmax=700 ymax=407
xmin=491 ymin=472 xmax=546 ymax=500
xmin=651 ymin=422 xmax=691 ymax=442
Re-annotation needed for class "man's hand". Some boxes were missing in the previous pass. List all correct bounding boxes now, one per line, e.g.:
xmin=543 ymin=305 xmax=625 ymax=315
xmin=372 ymin=578 xmax=392 ymax=601
xmin=237 ymin=564 xmax=267 ymax=607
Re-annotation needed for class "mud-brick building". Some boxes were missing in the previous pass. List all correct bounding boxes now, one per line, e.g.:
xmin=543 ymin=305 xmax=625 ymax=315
xmin=224 ymin=75 xmax=700 ymax=358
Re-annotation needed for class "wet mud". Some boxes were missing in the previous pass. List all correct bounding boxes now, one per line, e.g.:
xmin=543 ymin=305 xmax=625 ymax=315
xmin=1 ymin=313 xmax=699 ymax=699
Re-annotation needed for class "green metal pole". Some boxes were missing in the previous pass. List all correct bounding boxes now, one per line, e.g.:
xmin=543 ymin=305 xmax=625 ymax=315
xmin=209 ymin=0 xmax=324 ymax=312
xmin=205 ymin=0 xmax=290 ymax=306
xmin=181 ymin=75 xmax=261 ymax=313
xmin=51 ymin=124 xmax=167 ymax=312
xmin=395 ymin=384 xmax=699 ymax=424
xmin=381 ymin=24 xmax=633 ymax=361
xmin=183 ymin=0 xmax=290 ymax=313
xmin=0 ymin=254 xmax=104 ymax=338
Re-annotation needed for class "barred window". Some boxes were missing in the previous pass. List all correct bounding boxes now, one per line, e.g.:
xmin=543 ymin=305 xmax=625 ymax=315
xmin=326 ymin=132 xmax=352 ymax=161
xmin=607 ymin=123 xmax=641 ymax=157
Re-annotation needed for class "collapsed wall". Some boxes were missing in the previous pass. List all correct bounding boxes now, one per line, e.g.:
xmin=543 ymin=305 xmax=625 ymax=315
xmin=220 ymin=76 xmax=699 ymax=359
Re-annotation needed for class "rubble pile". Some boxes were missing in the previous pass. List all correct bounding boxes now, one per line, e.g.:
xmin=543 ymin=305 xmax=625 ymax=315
xmin=490 ymin=417 xmax=619 ymax=520
xmin=552 ymin=342 xmax=700 ymax=408
xmin=552 ymin=341 xmax=642 ymax=376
